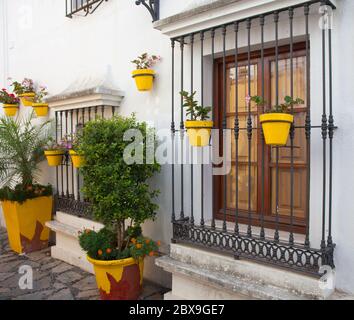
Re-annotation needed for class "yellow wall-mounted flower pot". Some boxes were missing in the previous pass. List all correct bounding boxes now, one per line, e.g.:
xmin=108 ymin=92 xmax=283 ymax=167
xmin=3 ymin=104 xmax=19 ymax=117
xmin=32 ymin=103 xmax=49 ymax=117
xmin=185 ymin=120 xmax=213 ymax=147
xmin=69 ymin=150 xmax=84 ymax=168
xmin=1 ymin=196 xmax=53 ymax=254
xmin=87 ymin=256 xmax=144 ymax=300
xmin=44 ymin=150 xmax=65 ymax=167
xmin=132 ymin=69 xmax=155 ymax=91
xmin=259 ymin=113 xmax=294 ymax=146
xmin=19 ymin=92 xmax=35 ymax=107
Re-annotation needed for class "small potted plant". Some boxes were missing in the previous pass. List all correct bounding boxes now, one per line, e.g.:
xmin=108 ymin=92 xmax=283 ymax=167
xmin=0 ymin=114 xmax=53 ymax=254
xmin=10 ymin=78 xmax=35 ymax=107
xmin=44 ymin=138 xmax=65 ymax=167
xmin=32 ymin=85 xmax=49 ymax=117
xmin=251 ymin=95 xmax=304 ymax=146
xmin=64 ymin=133 xmax=85 ymax=168
xmin=78 ymin=115 xmax=161 ymax=300
xmin=0 ymin=88 xmax=20 ymax=117
xmin=131 ymin=53 xmax=161 ymax=91
xmin=180 ymin=90 xmax=213 ymax=147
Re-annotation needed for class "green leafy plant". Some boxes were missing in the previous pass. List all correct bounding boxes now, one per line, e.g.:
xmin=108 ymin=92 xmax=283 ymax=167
xmin=78 ymin=114 xmax=161 ymax=260
xmin=9 ymin=78 xmax=35 ymax=95
xmin=250 ymin=95 xmax=304 ymax=113
xmin=180 ymin=91 xmax=212 ymax=121
xmin=131 ymin=53 xmax=161 ymax=69
xmin=0 ymin=113 xmax=53 ymax=202
xmin=33 ymin=85 xmax=48 ymax=103
xmin=0 ymin=88 xmax=20 ymax=105
xmin=78 ymin=228 xmax=159 ymax=261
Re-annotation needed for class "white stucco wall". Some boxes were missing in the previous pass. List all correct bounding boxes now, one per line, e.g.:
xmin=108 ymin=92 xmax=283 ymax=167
xmin=0 ymin=0 xmax=353 ymax=294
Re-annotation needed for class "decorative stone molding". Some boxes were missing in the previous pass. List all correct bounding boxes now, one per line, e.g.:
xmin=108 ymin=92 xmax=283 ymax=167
xmin=47 ymin=86 xmax=124 ymax=111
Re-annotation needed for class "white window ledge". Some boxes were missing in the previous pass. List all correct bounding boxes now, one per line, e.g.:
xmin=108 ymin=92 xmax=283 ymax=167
xmin=154 ymin=0 xmax=337 ymax=38
xmin=47 ymin=86 xmax=124 ymax=111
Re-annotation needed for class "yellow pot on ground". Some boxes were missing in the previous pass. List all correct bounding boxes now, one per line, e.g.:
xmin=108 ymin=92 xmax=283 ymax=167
xmin=69 ymin=150 xmax=84 ymax=168
xmin=19 ymin=92 xmax=35 ymax=107
xmin=3 ymin=103 xmax=19 ymax=117
xmin=259 ymin=113 xmax=294 ymax=146
xmin=87 ymin=256 xmax=144 ymax=300
xmin=44 ymin=150 xmax=65 ymax=167
xmin=132 ymin=69 xmax=155 ymax=91
xmin=1 ymin=196 xmax=53 ymax=254
xmin=32 ymin=103 xmax=49 ymax=117
xmin=185 ymin=120 xmax=213 ymax=147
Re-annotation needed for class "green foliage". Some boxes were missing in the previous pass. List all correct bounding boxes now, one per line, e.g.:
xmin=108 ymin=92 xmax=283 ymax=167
xmin=9 ymin=78 xmax=34 ymax=95
xmin=180 ymin=91 xmax=212 ymax=121
xmin=79 ymin=114 xmax=160 ymax=252
xmin=0 ymin=113 xmax=52 ymax=188
xmin=78 ymin=228 xmax=159 ymax=261
xmin=0 ymin=88 xmax=19 ymax=104
xmin=131 ymin=53 xmax=161 ymax=69
xmin=0 ymin=184 xmax=52 ymax=203
xmin=251 ymin=95 xmax=304 ymax=113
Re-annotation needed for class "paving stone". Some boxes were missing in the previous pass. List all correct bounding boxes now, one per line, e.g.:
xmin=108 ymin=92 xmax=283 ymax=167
xmin=0 ymin=272 xmax=13 ymax=281
xmin=34 ymin=276 xmax=52 ymax=290
xmin=56 ymin=271 xmax=83 ymax=284
xmin=26 ymin=250 xmax=50 ymax=262
xmin=73 ymin=275 xmax=97 ymax=291
xmin=53 ymin=282 xmax=66 ymax=290
xmin=51 ymin=263 xmax=74 ymax=274
xmin=76 ymin=289 xmax=99 ymax=299
xmin=0 ymin=274 xmax=21 ymax=289
xmin=40 ymin=259 xmax=61 ymax=271
xmin=48 ymin=288 xmax=74 ymax=300
xmin=0 ymin=260 xmax=23 ymax=273
xmin=13 ymin=289 xmax=55 ymax=300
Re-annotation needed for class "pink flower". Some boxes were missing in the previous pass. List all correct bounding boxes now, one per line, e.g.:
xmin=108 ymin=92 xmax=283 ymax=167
xmin=245 ymin=95 xmax=251 ymax=105
xmin=2 ymin=88 xmax=7 ymax=91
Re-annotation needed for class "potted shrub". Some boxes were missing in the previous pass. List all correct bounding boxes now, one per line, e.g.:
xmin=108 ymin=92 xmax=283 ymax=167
xmin=0 ymin=88 xmax=20 ymax=117
xmin=32 ymin=85 xmax=49 ymax=117
xmin=10 ymin=78 xmax=35 ymax=107
xmin=180 ymin=90 xmax=213 ymax=147
xmin=44 ymin=138 xmax=65 ymax=167
xmin=131 ymin=53 xmax=161 ymax=91
xmin=0 ymin=114 xmax=53 ymax=254
xmin=78 ymin=115 xmax=161 ymax=300
xmin=252 ymin=95 xmax=304 ymax=146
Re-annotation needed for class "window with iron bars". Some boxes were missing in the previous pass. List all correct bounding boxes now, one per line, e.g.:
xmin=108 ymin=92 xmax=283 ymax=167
xmin=170 ymin=0 xmax=336 ymax=276
xmin=65 ymin=0 xmax=108 ymax=18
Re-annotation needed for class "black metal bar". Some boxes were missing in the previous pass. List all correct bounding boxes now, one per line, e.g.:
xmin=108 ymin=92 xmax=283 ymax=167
xmin=321 ymin=1 xmax=327 ymax=251
xmin=211 ymin=28 xmax=216 ymax=230
xmin=246 ymin=19 xmax=252 ymax=238
xmin=76 ymin=108 xmax=80 ymax=201
xmin=289 ymin=7 xmax=295 ymax=245
xmin=112 ymin=105 xmax=115 ymax=116
xmin=222 ymin=25 xmax=227 ymax=232
xmin=171 ymin=39 xmax=176 ymax=223
xmin=55 ymin=111 xmax=59 ymax=196
xmin=101 ymin=105 xmax=104 ymax=118
xmin=327 ymin=20 xmax=334 ymax=246
xmin=304 ymin=4 xmax=311 ymax=248
xmin=234 ymin=22 xmax=240 ymax=235
xmin=65 ymin=110 xmax=69 ymax=198
xmin=200 ymin=31 xmax=205 ymax=227
xmin=180 ymin=36 xmax=185 ymax=220
xmin=190 ymin=33 xmax=194 ymax=226
xmin=60 ymin=111 xmax=64 ymax=197
xmin=274 ymin=11 xmax=280 ymax=243
xmin=71 ymin=109 xmax=74 ymax=198
xmin=260 ymin=15 xmax=265 ymax=240
xmin=66 ymin=0 xmax=107 ymax=18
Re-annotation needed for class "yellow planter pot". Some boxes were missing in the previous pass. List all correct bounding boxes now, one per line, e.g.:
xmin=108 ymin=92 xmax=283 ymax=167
xmin=32 ymin=103 xmax=49 ymax=117
xmin=69 ymin=150 xmax=84 ymax=168
xmin=19 ymin=92 xmax=35 ymax=107
xmin=185 ymin=120 xmax=213 ymax=147
xmin=3 ymin=103 xmax=19 ymax=117
xmin=87 ymin=256 xmax=144 ymax=300
xmin=132 ymin=69 xmax=155 ymax=91
xmin=44 ymin=150 xmax=65 ymax=167
xmin=1 ymin=196 xmax=53 ymax=254
xmin=259 ymin=113 xmax=294 ymax=146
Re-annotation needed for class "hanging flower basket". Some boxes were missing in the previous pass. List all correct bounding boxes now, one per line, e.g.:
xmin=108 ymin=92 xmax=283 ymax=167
xmin=3 ymin=104 xmax=19 ymax=117
xmin=259 ymin=113 xmax=294 ymax=146
xmin=32 ymin=103 xmax=49 ymax=117
xmin=185 ymin=120 xmax=213 ymax=147
xmin=69 ymin=150 xmax=85 ymax=168
xmin=44 ymin=150 xmax=65 ymax=167
xmin=19 ymin=92 xmax=36 ymax=107
xmin=132 ymin=69 xmax=155 ymax=91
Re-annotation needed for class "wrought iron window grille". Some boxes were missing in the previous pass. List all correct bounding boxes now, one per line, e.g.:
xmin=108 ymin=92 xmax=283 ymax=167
xmin=135 ymin=0 xmax=160 ymax=22
xmin=66 ymin=0 xmax=109 ymax=18
xmin=170 ymin=0 xmax=336 ymax=276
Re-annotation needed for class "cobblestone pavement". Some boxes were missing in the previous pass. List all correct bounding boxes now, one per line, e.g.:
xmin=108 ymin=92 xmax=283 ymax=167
xmin=0 ymin=228 xmax=168 ymax=300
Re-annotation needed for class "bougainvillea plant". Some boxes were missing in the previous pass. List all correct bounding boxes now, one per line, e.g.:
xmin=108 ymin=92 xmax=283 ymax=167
xmin=131 ymin=53 xmax=161 ymax=69
xmin=9 ymin=78 xmax=35 ymax=95
xmin=0 ymin=89 xmax=20 ymax=104
xmin=33 ymin=85 xmax=48 ymax=103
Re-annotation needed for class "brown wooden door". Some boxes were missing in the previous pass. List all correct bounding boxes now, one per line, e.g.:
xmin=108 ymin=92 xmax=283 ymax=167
xmin=214 ymin=43 xmax=308 ymax=233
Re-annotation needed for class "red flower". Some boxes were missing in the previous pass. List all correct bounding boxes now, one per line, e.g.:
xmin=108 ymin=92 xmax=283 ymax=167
xmin=10 ymin=94 xmax=15 ymax=97
xmin=2 ymin=88 xmax=7 ymax=91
